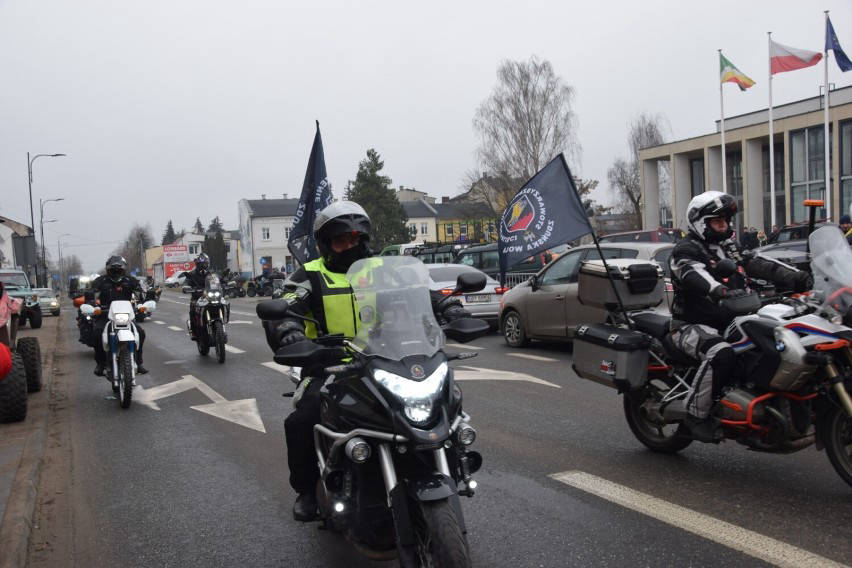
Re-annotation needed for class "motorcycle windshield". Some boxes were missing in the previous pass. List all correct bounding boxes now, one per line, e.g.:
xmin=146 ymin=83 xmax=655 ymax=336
xmin=347 ymin=256 xmax=444 ymax=360
xmin=205 ymin=274 xmax=222 ymax=292
xmin=809 ymin=226 xmax=852 ymax=314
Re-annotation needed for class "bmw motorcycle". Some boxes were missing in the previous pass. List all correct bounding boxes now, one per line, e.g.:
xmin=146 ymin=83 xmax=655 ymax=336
xmin=574 ymin=226 xmax=852 ymax=488
xmin=189 ymin=274 xmax=230 ymax=363
xmin=81 ymin=298 xmax=156 ymax=408
xmin=258 ymin=256 xmax=489 ymax=567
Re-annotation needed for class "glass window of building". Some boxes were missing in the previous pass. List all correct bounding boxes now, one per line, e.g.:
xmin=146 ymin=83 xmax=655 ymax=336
xmin=790 ymin=126 xmax=830 ymax=222
xmin=261 ymin=227 xmax=270 ymax=241
xmin=420 ymin=223 xmax=428 ymax=235
xmin=726 ymin=151 xmax=744 ymax=235
xmin=762 ymin=143 xmax=784 ymax=231
xmin=841 ymin=120 xmax=852 ymax=217
xmin=690 ymin=159 xmax=705 ymax=197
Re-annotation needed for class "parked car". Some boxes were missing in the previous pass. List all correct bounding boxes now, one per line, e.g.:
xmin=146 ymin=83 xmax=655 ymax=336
xmin=378 ymin=243 xmax=421 ymax=256
xmin=499 ymin=242 xmax=674 ymax=347
xmin=767 ymin=221 xmax=829 ymax=244
xmin=453 ymin=242 xmax=570 ymax=280
xmin=599 ymin=228 xmax=684 ymax=243
xmin=413 ymin=243 xmax=465 ymax=264
xmin=34 ymin=288 xmax=61 ymax=316
xmin=0 ymin=269 xmax=42 ymax=329
xmin=426 ymin=264 xmax=507 ymax=329
xmin=164 ymin=273 xmax=185 ymax=288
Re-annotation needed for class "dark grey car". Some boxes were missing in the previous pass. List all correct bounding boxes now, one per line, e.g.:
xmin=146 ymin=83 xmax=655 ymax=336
xmin=499 ymin=242 xmax=674 ymax=347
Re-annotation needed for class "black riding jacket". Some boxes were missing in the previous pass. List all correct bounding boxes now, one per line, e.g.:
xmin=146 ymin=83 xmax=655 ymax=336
xmin=180 ymin=268 xmax=209 ymax=300
xmin=92 ymin=275 xmax=142 ymax=313
xmin=669 ymin=233 xmax=808 ymax=332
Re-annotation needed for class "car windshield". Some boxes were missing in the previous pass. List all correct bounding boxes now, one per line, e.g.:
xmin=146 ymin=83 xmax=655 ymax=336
xmin=0 ymin=273 xmax=29 ymax=288
xmin=36 ymin=289 xmax=55 ymax=297
xmin=809 ymin=226 xmax=852 ymax=315
xmin=347 ymin=256 xmax=444 ymax=360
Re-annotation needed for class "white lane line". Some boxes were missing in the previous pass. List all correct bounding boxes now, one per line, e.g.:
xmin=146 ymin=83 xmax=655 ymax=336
xmin=229 ymin=320 xmax=253 ymax=324
xmin=454 ymin=366 xmax=560 ymax=388
xmin=164 ymin=360 xmax=186 ymax=365
xmin=507 ymin=353 xmax=558 ymax=362
xmin=550 ymin=471 xmax=845 ymax=568
xmin=167 ymin=326 xmax=184 ymax=331
xmin=224 ymin=345 xmax=245 ymax=354
xmin=230 ymin=310 xmax=255 ymax=317
xmin=446 ymin=343 xmax=485 ymax=350
xmin=161 ymin=298 xmax=189 ymax=306
xmin=154 ymin=320 xmax=166 ymax=325
xmin=261 ymin=361 xmax=290 ymax=374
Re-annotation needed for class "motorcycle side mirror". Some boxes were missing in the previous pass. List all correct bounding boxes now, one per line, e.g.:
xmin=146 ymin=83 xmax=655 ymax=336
xmin=454 ymin=272 xmax=486 ymax=294
xmin=273 ymin=341 xmax=344 ymax=367
xmin=443 ymin=317 xmax=490 ymax=343
xmin=715 ymin=259 xmax=738 ymax=278
xmin=257 ymin=299 xmax=291 ymax=320
xmin=80 ymin=304 xmax=95 ymax=316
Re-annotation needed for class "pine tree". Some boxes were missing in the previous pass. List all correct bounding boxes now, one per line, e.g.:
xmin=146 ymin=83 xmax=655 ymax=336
xmin=345 ymin=149 xmax=409 ymax=251
xmin=208 ymin=216 xmax=223 ymax=234
xmin=193 ymin=217 xmax=204 ymax=234
xmin=162 ymin=220 xmax=177 ymax=245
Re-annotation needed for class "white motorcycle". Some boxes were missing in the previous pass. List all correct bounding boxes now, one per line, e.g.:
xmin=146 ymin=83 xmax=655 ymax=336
xmin=81 ymin=299 xmax=156 ymax=408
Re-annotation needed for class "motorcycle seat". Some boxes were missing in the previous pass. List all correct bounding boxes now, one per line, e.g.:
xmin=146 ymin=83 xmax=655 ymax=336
xmin=631 ymin=312 xmax=671 ymax=339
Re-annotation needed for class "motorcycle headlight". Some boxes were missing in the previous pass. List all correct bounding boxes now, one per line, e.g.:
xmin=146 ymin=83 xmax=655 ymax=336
xmin=114 ymin=312 xmax=131 ymax=326
xmin=373 ymin=362 xmax=448 ymax=424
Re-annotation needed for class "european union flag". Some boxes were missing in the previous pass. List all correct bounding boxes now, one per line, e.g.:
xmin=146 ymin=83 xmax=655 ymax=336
xmin=498 ymin=154 xmax=593 ymax=285
xmin=288 ymin=121 xmax=334 ymax=265
xmin=827 ymin=16 xmax=852 ymax=72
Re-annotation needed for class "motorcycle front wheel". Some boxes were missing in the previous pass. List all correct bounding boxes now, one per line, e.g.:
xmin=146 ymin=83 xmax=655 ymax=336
xmin=213 ymin=320 xmax=226 ymax=364
xmin=410 ymin=499 xmax=471 ymax=568
xmin=117 ymin=345 xmax=133 ymax=409
xmin=623 ymin=384 xmax=692 ymax=454
xmin=246 ymin=287 xmax=256 ymax=297
xmin=822 ymin=406 xmax=852 ymax=489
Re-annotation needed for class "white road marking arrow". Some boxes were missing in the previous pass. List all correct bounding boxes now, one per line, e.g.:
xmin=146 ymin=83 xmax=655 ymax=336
xmin=454 ymin=366 xmax=561 ymax=388
xmin=135 ymin=375 xmax=266 ymax=433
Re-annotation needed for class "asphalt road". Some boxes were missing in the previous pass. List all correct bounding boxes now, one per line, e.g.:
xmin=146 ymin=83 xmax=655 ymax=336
xmin=28 ymin=290 xmax=852 ymax=567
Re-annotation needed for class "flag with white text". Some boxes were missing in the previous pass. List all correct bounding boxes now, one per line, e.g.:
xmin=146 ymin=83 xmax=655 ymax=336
xmin=288 ymin=121 xmax=334 ymax=265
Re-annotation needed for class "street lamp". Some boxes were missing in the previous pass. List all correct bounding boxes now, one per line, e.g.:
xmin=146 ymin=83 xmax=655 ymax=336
xmin=27 ymin=152 xmax=66 ymax=285
xmin=57 ymin=233 xmax=71 ymax=291
xmin=40 ymin=198 xmax=64 ymax=287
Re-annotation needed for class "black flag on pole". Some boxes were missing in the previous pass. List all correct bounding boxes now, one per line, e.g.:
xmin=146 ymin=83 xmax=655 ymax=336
xmin=288 ymin=121 xmax=334 ymax=265
xmin=498 ymin=154 xmax=593 ymax=285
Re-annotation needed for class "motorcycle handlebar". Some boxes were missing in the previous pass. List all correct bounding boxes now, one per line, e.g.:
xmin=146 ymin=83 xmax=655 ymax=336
xmin=325 ymin=362 xmax=362 ymax=376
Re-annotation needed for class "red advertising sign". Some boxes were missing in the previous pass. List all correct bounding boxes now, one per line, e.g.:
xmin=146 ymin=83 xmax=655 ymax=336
xmin=165 ymin=261 xmax=195 ymax=278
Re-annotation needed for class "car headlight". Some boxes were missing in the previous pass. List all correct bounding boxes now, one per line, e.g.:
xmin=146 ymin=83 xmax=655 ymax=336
xmin=50 ymin=301 xmax=58 ymax=307
xmin=114 ymin=313 xmax=131 ymax=326
xmin=373 ymin=362 xmax=448 ymax=424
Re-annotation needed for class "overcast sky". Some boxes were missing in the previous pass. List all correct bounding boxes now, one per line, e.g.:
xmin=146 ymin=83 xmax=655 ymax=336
xmin=2 ymin=0 xmax=850 ymax=271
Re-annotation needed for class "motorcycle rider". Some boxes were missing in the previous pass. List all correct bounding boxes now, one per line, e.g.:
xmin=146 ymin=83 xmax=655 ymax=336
xmin=261 ymin=201 xmax=470 ymax=522
xmin=180 ymin=253 xmax=211 ymax=340
xmin=91 ymin=256 xmax=148 ymax=376
xmin=669 ymin=191 xmax=812 ymax=442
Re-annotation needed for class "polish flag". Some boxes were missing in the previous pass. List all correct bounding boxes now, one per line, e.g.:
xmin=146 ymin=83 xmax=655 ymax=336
xmin=770 ymin=40 xmax=822 ymax=74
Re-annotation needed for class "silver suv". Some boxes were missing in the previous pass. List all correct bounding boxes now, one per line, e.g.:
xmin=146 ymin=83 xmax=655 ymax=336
xmin=0 ymin=269 xmax=42 ymax=329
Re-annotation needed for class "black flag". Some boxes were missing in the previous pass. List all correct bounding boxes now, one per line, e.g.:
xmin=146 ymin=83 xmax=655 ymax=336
xmin=498 ymin=154 xmax=592 ymax=285
xmin=288 ymin=121 xmax=334 ymax=265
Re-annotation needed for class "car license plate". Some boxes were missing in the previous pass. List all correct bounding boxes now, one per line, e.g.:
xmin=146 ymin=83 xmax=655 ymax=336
xmin=465 ymin=294 xmax=491 ymax=303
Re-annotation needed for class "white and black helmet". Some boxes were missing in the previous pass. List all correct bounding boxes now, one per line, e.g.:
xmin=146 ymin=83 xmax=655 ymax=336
xmin=686 ymin=191 xmax=737 ymax=243
xmin=313 ymin=200 xmax=371 ymax=257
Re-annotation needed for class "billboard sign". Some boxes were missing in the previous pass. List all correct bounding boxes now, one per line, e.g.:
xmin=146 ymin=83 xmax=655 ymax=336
xmin=163 ymin=245 xmax=189 ymax=263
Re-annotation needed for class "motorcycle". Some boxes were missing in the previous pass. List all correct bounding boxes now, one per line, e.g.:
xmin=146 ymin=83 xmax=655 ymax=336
xmin=224 ymin=275 xmax=246 ymax=298
xmin=572 ymin=226 xmax=852 ymax=488
xmin=189 ymin=273 xmax=230 ymax=363
xmin=74 ymin=294 xmax=98 ymax=348
xmin=81 ymin=298 xmax=156 ymax=408
xmin=258 ymin=256 xmax=489 ymax=567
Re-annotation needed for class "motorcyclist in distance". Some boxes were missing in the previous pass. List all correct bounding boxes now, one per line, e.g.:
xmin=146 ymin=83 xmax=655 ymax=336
xmin=91 ymin=256 xmax=148 ymax=376
xmin=668 ymin=191 xmax=811 ymax=442
xmin=180 ymin=253 xmax=211 ymax=340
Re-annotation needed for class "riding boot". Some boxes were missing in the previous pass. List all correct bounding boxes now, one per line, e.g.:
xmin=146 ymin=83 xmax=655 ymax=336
xmin=293 ymin=493 xmax=319 ymax=522
xmin=684 ymin=415 xmax=722 ymax=443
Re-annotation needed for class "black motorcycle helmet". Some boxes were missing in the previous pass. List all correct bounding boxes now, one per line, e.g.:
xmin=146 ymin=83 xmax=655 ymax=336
xmin=686 ymin=191 xmax=738 ymax=243
xmin=105 ymin=255 xmax=127 ymax=281
xmin=313 ymin=201 xmax=371 ymax=272
xmin=195 ymin=253 xmax=210 ymax=273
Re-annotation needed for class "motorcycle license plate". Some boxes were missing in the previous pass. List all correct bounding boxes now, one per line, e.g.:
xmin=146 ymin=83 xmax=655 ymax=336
xmin=465 ymin=294 xmax=491 ymax=303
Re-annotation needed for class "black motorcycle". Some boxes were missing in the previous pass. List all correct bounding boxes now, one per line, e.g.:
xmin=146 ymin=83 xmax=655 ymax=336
xmin=224 ymin=275 xmax=246 ymax=298
xmin=189 ymin=274 xmax=230 ymax=363
xmin=258 ymin=256 xmax=488 ymax=567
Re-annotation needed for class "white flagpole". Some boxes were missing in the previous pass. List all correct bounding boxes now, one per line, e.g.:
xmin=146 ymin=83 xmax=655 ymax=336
xmin=768 ymin=32 xmax=776 ymax=229
xmin=720 ymin=50 xmax=728 ymax=194
xmin=824 ymin=10 xmax=832 ymax=221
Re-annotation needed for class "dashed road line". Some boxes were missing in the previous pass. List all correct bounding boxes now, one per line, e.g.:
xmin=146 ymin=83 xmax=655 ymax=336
xmin=154 ymin=320 xmax=166 ymax=325
xmin=261 ymin=361 xmax=290 ymax=374
xmin=549 ymin=471 xmax=845 ymax=568
xmin=507 ymin=353 xmax=558 ymax=362
xmin=224 ymin=345 xmax=245 ymax=354
xmin=167 ymin=326 xmax=183 ymax=331
xmin=446 ymin=343 xmax=485 ymax=350
xmin=229 ymin=320 xmax=254 ymax=324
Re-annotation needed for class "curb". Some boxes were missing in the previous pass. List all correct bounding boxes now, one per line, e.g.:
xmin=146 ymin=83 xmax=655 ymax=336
xmin=0 ymin=315 xmax=62 ymax=568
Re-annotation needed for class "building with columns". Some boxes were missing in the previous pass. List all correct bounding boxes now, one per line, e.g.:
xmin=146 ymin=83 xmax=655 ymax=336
xmin=640 ymin=86 xmax=852 ymax=234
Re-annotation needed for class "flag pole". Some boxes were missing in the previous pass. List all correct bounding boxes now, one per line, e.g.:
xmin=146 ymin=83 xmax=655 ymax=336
xmin=824 ymin=10 xmax=832 ymax=221
xmin=768 ymin=32 xmax=776 ymax=229
xmin=719 ymin=49 xmax=728 ymax=194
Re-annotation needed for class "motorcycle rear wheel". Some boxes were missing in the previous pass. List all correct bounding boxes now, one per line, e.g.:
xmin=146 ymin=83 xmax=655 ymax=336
xmin=117 ymin=345 xmax=133 ymax=409
xmin=213 ymin=321 xmax=226 ymax=364
xmin=246 ymin=287 xmax=256 ymax=297
xmin=822 ymin=406 xmax=852 ymax=489
xmin=623 ymin=387 xmax=692 ymax=454
xmin=411 ymin=499 xmax=471 ymax=568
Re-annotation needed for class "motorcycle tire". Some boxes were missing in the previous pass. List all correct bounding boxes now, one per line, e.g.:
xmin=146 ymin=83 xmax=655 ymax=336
xmin=16 ymin=337 xmax=42 ymax=393
xmin=28 ymin=310 xmax=43 ymax=329
xmin=0 ymin=352 xmax=27 ymax=423
xmin=117 ymin=345 xmax=133 ymax=409
xmin=410 ymin=498 xmax=471 ymax=568
xmin=821 ymin=406 xmax=852 ymax=489
xmin=261 ymin=285 xmax=272 ymax=297
xmin=213 ymin=321 xmax=226 ymax=364
xmin=197 ymin=333 xmax=210 ymax=356
xmin=246 ymin=287 xmax=256 ymax=298
xmin=623 ymin=388 xmax=692 ymax=454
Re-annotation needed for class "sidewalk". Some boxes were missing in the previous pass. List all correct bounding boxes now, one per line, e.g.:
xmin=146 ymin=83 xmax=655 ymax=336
xmin=0 ymin=314 xmax=62 ymax=568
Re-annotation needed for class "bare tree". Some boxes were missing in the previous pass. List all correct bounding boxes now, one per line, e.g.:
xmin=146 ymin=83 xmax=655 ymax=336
xmin=473 ymin=56 xmax=581 ymax=183
xmin=63 ymin=254 xmax=83 ymax=276
xmin=114 ymin=224 xmax=155 ymax=276
xmin=607 ymin=113 xmax=668 ymax=229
